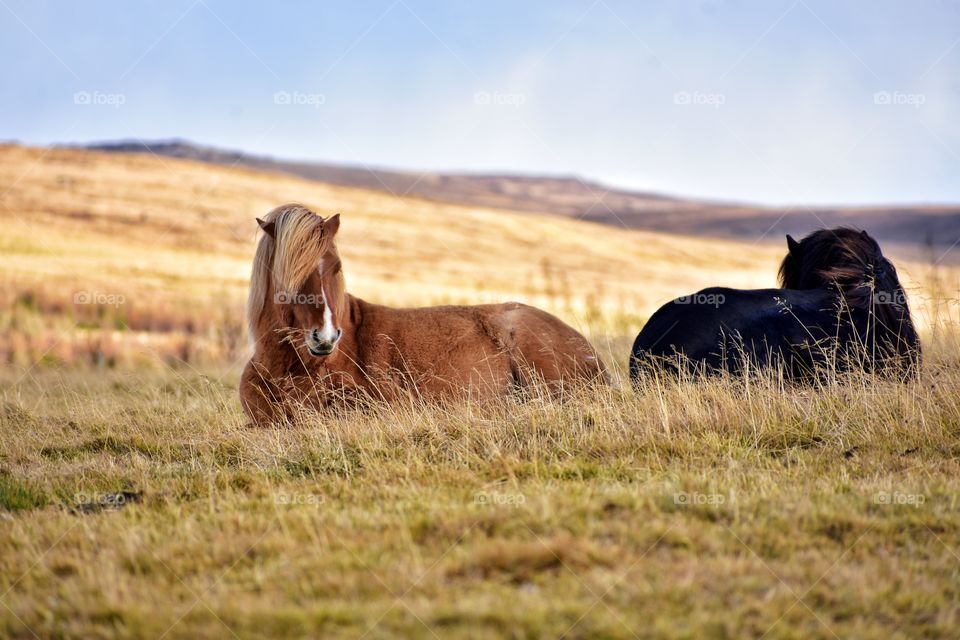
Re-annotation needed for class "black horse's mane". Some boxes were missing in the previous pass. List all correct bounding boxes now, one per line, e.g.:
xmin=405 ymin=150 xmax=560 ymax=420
xmin=779 ymin=227 xmax=882 ymax=294
xmin=777 ymin=226 xmax=918 ymax=358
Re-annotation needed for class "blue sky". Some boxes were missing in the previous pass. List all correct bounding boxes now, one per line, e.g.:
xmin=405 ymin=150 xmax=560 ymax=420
xmin=1 ymin=0 xmax=958 ymax=205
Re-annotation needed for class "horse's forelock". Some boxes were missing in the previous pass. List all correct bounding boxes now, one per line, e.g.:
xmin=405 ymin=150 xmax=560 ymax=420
xmin=247 ymin=204 xmax=330 ymax=339
xmin=273 ymin=208 xmax=329 ymax=292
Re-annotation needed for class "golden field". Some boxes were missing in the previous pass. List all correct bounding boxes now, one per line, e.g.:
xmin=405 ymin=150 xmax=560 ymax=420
xmin=0 ymin=144 xmax=907 ymax=365
xmin=2 ymin=143 xmax=957 ymax=370
xmin=2 ymin=144 xmax=960 ymax=639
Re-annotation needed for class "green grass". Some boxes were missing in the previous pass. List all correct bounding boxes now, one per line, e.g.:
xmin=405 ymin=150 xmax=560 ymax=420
xmin=1 ymin=343 xmax=959 ymax=639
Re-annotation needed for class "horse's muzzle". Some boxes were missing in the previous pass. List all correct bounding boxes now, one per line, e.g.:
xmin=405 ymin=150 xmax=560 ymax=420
xmin=307 ymin=344 xmax=334 ymax=357
xmin=306 ymin=329 xmax=342 ymax=357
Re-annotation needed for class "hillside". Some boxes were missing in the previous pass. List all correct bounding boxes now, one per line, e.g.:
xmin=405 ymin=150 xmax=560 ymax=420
xmin=85 ymin=139 xmax=960 ymax=251
xmin=0 ymin=143 xmax=953 ymax=369
xmin=1 ymin=144 xmax=791 ymax=311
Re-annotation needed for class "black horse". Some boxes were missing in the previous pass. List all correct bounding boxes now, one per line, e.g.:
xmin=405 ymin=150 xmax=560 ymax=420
xmin=629 ymin=228 xmax=921 ymax=380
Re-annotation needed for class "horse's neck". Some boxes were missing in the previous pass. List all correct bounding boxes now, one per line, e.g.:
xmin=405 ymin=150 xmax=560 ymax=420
xmin=341 ymin=292 xmax=360 ymax=331
xmin=251 ymin=319 xmax=292 ymax=375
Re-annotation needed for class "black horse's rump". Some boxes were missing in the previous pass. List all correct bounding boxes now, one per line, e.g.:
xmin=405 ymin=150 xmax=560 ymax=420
xmin=629 ymin=228 xmax=921 ymax=380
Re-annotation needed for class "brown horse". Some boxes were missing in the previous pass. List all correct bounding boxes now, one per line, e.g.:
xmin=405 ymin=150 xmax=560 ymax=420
xmin=240 ymin=204 xmax=609 ymax=425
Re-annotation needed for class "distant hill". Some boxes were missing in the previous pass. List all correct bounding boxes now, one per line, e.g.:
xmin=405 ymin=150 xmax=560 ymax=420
xmin=82 ymin=139 xmax=960 ymax=252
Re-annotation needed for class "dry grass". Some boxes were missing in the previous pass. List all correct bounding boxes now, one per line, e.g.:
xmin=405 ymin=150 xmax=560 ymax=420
xmin=2 ymin=144 xmax=960 ymax=638
xmin=2 ymin=333 xmax=960 ymax=639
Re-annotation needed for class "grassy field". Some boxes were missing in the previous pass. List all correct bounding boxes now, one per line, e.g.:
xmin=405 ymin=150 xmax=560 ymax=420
xmin=2 ymin=144 xmax=960 ymax=638
xmin=2 ymin=333 xmax=960 ymax=639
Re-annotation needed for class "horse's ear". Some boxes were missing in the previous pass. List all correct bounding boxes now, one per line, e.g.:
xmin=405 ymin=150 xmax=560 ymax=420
xmin=257 ymin=217 xmax=276 ymax=239
xmin=861 ymin=230 xmax=869 ymax=239
xmin=786 ymin=234 xmax=800 ymax=255
xmin=322 ymin=214 xmax=340 ymax=238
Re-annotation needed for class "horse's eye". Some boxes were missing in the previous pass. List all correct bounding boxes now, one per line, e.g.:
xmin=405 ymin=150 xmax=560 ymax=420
xmin=331 ymin=259 xmax=342 ymax=274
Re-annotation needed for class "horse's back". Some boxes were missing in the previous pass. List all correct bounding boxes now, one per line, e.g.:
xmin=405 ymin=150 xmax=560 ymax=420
xmin=353 ymin=300 xmax=608 ymax=395
xmin=486 ymin=302 xmax=609 ymax=386
xmin=354 ymin=301 xmax=513 ymax=395
xmin=629 ymin=288 xmax=838 ymax=379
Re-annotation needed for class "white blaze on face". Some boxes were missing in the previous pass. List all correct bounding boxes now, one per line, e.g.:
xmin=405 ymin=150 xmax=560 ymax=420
xmin=318 ymin=259 xmax=338 ymax=342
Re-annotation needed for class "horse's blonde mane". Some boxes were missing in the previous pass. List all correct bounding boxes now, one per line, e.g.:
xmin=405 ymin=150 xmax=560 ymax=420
xmin=247 ymin=204 xmax=331 ymax=336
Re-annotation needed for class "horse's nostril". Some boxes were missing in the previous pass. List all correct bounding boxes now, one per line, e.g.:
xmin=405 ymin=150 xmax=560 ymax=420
xmin=336 ymin=328 xmax=343 ymax=340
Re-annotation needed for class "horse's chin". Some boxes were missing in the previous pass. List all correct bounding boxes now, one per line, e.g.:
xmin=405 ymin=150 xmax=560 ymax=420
xmin=307 ymin=346 xmax=334 ymax=357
